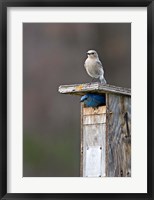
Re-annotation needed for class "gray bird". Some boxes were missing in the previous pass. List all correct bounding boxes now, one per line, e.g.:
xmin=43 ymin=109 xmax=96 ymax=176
xmin=84 ymin=50 xmax=107 ymax=84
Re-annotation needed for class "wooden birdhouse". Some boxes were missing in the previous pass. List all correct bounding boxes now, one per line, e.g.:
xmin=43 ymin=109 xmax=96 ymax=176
xmin=59 ymin=82 xmax=131 ymax=177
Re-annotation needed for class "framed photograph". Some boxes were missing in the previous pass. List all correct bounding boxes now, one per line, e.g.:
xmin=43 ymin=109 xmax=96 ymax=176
xmin=0 ymin=0 xmax=153 ymax=199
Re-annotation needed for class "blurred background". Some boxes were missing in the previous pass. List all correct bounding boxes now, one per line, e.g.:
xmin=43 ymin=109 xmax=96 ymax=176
xmin=23 ymin=23 xmax=131 ymax=177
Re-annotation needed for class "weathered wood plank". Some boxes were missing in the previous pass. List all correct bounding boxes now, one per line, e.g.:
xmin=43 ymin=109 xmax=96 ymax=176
xmin=83 ymin=106 xmax=106 ymax=115
xmin=83 ymin=124 xmax=106 ymax=146
xmin=82 ymin=105 xmax=106 ymax=177
xmin=83 ymin=114 xmax=106 ymax=125
xmin=106 ymin=93 xmax=131 ymax=177
xmin=83 ymin=124 xmax=106 ymax=177
xmin=59 ymin=82 xmax=131 ymax=96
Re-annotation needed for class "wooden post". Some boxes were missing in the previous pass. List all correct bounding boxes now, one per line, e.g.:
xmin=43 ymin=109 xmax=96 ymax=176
xmin=59 ymin=82 xmax=131 ymax=177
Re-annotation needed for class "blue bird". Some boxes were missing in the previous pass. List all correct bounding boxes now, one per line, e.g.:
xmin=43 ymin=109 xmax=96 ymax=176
xmin=80 ymin=93 xmax=106 ymax=107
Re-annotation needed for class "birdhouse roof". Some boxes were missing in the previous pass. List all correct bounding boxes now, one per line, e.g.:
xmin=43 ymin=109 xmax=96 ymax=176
xmin=58 ymin=82 xmax=131 ymax=96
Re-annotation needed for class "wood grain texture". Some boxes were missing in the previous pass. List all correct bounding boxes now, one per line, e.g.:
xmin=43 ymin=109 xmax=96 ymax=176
xmin=83 ymin=114 xmax=106 ymax=125
xmin=106 ymin=93 xmax=131 ymax=177
xmin=82 ymin=106 xmax=106 ymax=177
xmin=59 ymin=82 xmax=131 ymax=96
xmin=83 ymin=106 xmax=106 ymax=115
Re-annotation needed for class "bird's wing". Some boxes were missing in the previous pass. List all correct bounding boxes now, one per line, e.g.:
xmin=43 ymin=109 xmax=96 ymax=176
xmin=92 ymin=61 xmax=103 ymax=76
xmin=96 ymin=60 xmax=102 ymax=66
xmin=92 ymin=94 xmax=105 ymax=103
xmin=88 ymin=94 xmax=106 ymax=107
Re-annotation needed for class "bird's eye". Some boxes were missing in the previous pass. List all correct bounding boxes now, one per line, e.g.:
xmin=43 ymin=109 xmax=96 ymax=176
xmin=87 ymin=52 xmax=95 ymax=55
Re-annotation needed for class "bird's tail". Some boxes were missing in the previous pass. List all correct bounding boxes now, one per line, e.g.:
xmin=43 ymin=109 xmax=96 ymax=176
xmin=100 ymin=75 xmax=107 ymax=84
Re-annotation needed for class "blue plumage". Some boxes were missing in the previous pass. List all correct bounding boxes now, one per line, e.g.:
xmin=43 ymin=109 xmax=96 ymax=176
xmin=80 ymin=93 xmax=106 ymax=107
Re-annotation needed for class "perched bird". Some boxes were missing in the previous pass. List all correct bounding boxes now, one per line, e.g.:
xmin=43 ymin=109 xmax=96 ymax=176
xmin=80 ymin=93 xmax=106 ymax=107
xmin=84 ymin=50 xmax=107 ymax=84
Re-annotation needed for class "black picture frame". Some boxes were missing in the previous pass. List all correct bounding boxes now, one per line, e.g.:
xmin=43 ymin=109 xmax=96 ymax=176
xmin=0 ymin=0 xmax=153 ymax=199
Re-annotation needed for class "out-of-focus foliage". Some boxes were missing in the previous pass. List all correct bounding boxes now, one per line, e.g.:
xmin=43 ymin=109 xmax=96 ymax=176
xmin=23 ymin=23 xmax=131 ymax=177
